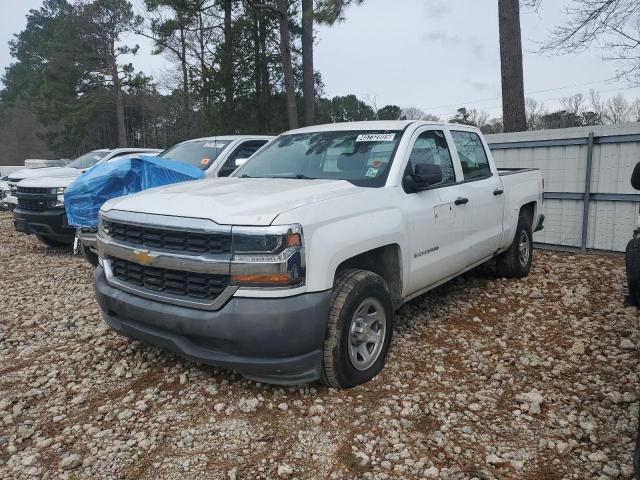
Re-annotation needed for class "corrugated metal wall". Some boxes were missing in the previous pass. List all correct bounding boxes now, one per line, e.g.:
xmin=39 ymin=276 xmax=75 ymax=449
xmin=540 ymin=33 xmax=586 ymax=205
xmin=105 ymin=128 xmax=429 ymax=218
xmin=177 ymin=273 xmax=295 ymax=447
xmin=486 ymin=123 xmax=640 ymax=252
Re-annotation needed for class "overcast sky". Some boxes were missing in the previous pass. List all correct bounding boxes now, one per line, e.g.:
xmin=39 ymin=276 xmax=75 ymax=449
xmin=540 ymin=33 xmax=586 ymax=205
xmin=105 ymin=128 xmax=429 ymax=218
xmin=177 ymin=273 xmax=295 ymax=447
xmin=2 ymin=0 xmax=640 ymax=120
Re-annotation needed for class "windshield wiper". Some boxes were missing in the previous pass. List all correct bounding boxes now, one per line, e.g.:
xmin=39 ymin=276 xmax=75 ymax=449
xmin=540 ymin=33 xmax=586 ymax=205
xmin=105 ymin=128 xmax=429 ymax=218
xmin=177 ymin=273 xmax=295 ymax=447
xmin=240 ymin=173 xmax=316 ymax=179
xmin=270 ymin=173 xmax=316 ymax=179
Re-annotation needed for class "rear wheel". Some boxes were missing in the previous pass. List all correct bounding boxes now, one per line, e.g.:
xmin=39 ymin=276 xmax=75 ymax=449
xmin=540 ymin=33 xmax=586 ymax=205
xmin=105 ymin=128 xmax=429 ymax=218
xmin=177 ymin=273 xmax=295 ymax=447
xmin=36 ymin=235 xmax=71 ymax=248
xmin=321 ymin=269 xmax=393 ymax=389
xmin=497 ymin=214 xmax=533 ymax=278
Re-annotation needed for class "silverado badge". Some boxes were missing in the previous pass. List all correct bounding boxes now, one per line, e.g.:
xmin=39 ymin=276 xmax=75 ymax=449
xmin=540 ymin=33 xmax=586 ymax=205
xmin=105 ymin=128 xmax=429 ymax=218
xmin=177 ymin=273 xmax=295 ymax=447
xmin=133 ymin=249 xmax=157 ymax=266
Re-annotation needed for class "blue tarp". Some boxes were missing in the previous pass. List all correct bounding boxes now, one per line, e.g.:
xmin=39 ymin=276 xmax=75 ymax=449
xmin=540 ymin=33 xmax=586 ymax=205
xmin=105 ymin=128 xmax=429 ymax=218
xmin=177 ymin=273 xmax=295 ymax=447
xmin=65 ymin=155 xmax=205 ymax=228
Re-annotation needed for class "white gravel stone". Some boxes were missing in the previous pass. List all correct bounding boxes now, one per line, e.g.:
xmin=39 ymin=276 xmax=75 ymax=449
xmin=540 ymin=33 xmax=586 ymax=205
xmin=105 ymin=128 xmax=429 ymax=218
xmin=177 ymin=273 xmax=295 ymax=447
xmin=277 ymin=464 xmax=293 ymax=477
xmin=60 ymin=454 xmax=82 ymax=470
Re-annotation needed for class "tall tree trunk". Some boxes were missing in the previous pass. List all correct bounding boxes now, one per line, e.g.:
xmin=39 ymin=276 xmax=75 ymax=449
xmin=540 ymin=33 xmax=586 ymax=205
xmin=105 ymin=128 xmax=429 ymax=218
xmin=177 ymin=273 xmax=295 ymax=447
xmin=198 ymin=11 xmax=209 ymax=110
xmin=179 ymin=26 xmax=190 ymax=134
xmin=252 ymin=12 xmax=265 ymax=131
xmin=259 ymin=13 xmax=271 ymax=131
xmin=276 ymin=0 xmax=298 ymax=129
xmin=301 ymin=0 xmax=314 ymax=126
xmin=110 ymin=45 xmax=127 ymax=147
xmin=498 ymin=0 xmax=526 ymax=132
xmin=222 ymin=0 xmax=234 ymax=122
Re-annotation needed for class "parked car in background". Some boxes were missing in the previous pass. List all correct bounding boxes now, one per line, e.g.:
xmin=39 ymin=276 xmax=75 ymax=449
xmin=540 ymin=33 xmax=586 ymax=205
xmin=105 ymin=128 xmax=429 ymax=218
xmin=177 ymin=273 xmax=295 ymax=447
xmin=0 ymin=176 xmax=11 ymax=210
xmin=12 ymin=148 xmax=162 ymax=248
xmin=74 ymin=135 xmax=273 ymax=265
xmin=94 ymin=121 xmax=543 ymax=387
xmin=5 ymin=148 xmax=160 ymax=212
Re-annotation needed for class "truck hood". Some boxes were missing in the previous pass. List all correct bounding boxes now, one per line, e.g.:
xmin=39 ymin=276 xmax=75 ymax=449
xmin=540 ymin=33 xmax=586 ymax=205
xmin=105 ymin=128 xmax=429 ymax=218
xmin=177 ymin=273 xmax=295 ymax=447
xmin=18 ymin=175 xmax=79 ymax=189
xmin=8 ymin=166 xmax=80 ymax=181
xmin=102 ymin=177 xmax=365 ymax=226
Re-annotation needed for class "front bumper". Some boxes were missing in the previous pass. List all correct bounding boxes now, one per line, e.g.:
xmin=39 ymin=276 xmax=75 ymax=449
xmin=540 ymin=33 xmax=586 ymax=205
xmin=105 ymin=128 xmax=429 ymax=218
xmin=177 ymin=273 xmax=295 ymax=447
xmin=79 ymin=230 xmax=97 ymax=250
xmin=94 ymin=267 xmax=331 ymax=385
xmin=0 ymin=195 xmax=17 ymax=211
xmin=13 ymin=207 xmax=75 ymax=242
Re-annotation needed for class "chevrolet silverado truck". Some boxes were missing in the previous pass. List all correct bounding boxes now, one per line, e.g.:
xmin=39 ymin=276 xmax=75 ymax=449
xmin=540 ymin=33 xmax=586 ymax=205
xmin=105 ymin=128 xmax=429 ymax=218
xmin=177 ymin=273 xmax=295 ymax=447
xmin=11 ymin=148 xmax=161 ymax=246
xmin=74 ymin=135 xmax=272 ymax=265
xmin=94 ymin=121 xmax=544 ymax=388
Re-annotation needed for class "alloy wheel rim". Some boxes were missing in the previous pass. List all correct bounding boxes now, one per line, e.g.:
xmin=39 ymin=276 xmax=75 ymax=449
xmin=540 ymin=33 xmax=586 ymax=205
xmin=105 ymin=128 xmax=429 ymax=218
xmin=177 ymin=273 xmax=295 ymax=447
xmin=348 ymin=297 xmax=386 ymax=371
xmin=519 ymin=230 xmax=530 ymax=267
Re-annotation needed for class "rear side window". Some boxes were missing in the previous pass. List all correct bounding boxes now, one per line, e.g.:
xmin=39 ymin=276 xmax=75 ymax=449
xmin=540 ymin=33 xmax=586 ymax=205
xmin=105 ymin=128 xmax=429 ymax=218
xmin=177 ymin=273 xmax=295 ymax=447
xmin=407 ymin=130 xmax=456 ymax=186
xmin=451 ymin=131 xmax=492 ymax=181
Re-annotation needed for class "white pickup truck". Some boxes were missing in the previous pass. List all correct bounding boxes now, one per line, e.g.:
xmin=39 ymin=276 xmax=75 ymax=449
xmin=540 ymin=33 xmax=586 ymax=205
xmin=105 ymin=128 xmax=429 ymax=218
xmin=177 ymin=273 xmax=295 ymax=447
xmin=94 ymin=121 xmax=544 ymax=388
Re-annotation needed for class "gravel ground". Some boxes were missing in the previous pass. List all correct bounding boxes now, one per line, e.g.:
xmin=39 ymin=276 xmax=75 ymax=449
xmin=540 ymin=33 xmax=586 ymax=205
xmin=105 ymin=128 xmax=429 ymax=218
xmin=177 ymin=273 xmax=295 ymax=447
xmin=0 ymin=210 xmax=639 ymax=480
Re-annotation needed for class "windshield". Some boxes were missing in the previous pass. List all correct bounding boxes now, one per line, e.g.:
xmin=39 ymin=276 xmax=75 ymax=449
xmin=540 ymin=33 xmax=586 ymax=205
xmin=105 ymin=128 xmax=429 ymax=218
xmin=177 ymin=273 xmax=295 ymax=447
xmin=160 ymin=139 xmax=232 ymax=170
xmin=234 ymin=130 xmax=402 ymax=187
xmin=67 ymin=151 xmax=108 ymax=169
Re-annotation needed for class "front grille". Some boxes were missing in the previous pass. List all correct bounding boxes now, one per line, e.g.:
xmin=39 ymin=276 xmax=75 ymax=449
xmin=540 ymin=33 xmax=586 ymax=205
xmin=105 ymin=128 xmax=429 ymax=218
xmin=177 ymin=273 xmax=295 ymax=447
xmin=110 ymin=258 xmax=229 ymax=301
xmin=17 ymin=198 xmax=56 ymax=212
xmin=104 ymin=220 xmax=231 ymax=255
xmin=18 ymin=186 xmax=52 ymax=195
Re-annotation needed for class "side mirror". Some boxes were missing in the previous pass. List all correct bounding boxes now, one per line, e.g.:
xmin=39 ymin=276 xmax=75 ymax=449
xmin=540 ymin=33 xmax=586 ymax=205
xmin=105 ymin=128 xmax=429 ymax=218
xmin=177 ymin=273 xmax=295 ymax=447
xmin=235 ymin=158 xmax=250 ymax=167
xmin=632 ymin=162 xmax=640 ymax=190
xmin=404 ymin=164 xmax=442 ymax=192
xmin=414 ymin=163 xmax=442 ymax=185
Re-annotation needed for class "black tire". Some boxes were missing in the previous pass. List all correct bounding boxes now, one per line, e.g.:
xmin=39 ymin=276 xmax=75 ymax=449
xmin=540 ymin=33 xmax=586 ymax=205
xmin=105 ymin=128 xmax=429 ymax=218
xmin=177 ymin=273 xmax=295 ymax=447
xmin=496 ymin=214 xmax=533 ymax=278
xmin=80 ymin=244 xmax=99 ymax=267
xmin=626 ymin=237 xmax=640 ymax=307
xmin=36 ymin=235 xmax=72 ymax=248
xmin=321 ymin=269 xmax=394 ymax=389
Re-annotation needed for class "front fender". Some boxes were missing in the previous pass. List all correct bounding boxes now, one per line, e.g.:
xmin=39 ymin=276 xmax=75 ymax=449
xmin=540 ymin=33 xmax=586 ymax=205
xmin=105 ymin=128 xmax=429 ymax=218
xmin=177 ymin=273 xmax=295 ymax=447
xmin=304 ymin=208 xmax=406 ymax=291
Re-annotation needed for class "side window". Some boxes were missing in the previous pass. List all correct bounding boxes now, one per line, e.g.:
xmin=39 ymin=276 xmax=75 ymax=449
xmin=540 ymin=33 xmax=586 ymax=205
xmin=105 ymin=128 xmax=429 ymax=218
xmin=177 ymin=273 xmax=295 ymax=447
xmin=451 ymin=131 xmax=492 ymax=181
xmin=218 ymin=141 xmax=267 ymax=177
xmin=407 ymin=130 xmax=456 ymax=186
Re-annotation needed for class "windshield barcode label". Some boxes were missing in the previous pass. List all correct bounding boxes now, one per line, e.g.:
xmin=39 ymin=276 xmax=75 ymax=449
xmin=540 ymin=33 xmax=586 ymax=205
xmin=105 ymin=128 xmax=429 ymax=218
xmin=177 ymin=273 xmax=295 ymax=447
xmin=355 ymin=133 xmax=395 ymax=142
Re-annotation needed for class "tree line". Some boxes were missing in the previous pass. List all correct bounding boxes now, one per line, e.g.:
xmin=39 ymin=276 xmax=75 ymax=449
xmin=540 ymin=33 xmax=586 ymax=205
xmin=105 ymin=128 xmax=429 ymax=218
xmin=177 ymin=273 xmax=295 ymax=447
xmin=0 ymin=0 xmax=639 ymax=165
xmin=0 ymin=0 xmax=371 ymax=161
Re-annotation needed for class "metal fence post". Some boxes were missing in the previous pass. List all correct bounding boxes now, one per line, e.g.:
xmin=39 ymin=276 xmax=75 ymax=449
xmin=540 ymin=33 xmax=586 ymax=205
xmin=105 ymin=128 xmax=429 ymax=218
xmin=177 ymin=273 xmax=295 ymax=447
xmin=581 ymin=132 xmax=595 ymax=251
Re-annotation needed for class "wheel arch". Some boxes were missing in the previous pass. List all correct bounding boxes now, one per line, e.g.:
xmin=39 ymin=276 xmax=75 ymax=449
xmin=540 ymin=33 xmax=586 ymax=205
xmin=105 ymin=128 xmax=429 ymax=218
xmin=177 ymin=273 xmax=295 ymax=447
xmin=334 ymin=244 xmax=403 ymax=307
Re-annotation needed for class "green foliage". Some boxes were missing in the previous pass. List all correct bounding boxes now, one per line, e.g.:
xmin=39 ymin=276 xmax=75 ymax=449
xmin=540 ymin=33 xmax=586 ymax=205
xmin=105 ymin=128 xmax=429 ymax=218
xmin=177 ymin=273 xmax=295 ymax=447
xmin=316 ymin=94 xmax=375 ymax=123
xmin=376 ymin=104 xmax=401 ymax=120
xmin=449 ymin=107 xmax=474 ymax=126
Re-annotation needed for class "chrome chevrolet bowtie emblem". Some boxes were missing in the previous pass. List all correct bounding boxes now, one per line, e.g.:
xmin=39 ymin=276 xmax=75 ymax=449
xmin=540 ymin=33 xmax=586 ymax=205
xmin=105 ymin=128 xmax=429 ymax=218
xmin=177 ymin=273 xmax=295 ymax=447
xmin=133 ymin=249 xmax=157 ymax=266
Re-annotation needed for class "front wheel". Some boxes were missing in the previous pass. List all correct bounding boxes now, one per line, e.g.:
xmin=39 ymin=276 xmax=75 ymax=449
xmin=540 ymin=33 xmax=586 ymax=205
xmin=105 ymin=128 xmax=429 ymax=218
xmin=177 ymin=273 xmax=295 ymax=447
xmin=496 ymin=215 xmax=533 ymax=278
xmin=321 ymin=269 xmax=393 ymax=389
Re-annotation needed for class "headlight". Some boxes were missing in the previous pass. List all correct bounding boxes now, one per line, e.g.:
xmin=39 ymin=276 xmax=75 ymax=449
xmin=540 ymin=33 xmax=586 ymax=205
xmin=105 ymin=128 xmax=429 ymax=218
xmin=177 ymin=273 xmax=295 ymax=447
xmin=230 ymin=224 xmax=304 ymax=288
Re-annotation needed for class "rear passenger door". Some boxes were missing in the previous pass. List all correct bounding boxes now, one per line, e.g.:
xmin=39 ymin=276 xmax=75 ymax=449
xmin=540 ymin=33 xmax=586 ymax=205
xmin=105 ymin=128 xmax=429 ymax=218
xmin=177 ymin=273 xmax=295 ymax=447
xmin=216 ymin=140 xmax=269 ymax=177
xmin=450 ymin=130 xmax=505 ymax=263
xmin=403 ymin=128 xmax=471 ymax=293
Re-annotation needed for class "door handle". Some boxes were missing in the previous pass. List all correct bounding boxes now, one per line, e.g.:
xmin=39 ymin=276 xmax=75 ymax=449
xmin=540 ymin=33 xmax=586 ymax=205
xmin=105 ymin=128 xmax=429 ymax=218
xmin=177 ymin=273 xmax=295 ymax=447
xmin=455 ymin=197 xmax=469 ymax=205
xmin=493 ymin=189 xmax=504 ymax=196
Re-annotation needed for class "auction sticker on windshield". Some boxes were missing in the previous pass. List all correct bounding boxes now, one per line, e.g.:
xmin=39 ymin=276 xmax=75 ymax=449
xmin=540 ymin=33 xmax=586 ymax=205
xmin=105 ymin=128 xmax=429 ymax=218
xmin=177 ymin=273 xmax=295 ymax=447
xmin=356 ymin=133 xmax=395 ymax=142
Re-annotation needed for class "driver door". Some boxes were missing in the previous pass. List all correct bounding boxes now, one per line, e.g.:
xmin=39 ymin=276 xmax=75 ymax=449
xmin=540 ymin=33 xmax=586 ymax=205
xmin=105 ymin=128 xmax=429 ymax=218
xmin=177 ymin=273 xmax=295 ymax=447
xmin=403 ymin=128 xmax=471 ymax=294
